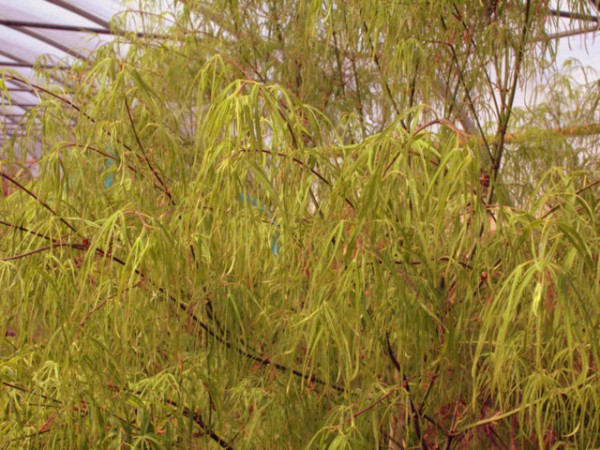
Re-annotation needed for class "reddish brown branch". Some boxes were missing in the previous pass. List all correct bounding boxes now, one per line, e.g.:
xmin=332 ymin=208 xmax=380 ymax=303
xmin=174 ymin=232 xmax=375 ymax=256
xmin=124 ymin=96 xmax=174 ymax=204
xmin=0 ymin=219 xmax=344 ymax=394
xmin=0 ymin=172 xmax=77 ymax=233
xmin=334 ymin=391 xmax=392 ymax=430
xmin=239 ymin=147 xmax=356 ymax=210
xmin=542 ymin=176 xmax=600 ymax=219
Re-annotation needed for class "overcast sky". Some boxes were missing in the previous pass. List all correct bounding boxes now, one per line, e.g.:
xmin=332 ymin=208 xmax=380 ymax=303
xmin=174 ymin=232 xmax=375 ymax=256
xmin=514 ymin=3 xmax=599 ymax=107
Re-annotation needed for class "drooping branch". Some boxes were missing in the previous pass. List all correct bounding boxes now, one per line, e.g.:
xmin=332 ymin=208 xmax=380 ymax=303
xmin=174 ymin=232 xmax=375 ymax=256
xmin=0 ymin=171 xmax=77 ymax=233
xmin=239 ymin=147 xmax=356 ymax=211
xmin=123 ymin=96 xmax=174 ymax=204
xmin=0 ymin=218 xmax=346 ymax=394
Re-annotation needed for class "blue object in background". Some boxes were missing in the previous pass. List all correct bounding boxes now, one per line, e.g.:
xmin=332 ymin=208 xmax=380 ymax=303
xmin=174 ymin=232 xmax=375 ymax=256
xmin=271 ymin=231 xmax=281 ymax=256
xmin=240 ymin=193 xmax=281 ymax=256
xmin=105 ymin=158 xmax=114 ymax=188
xmin=104 ymin=145 xmax=116 ymax=188
xmin=240 ymin=193 xmax=265 ymax=212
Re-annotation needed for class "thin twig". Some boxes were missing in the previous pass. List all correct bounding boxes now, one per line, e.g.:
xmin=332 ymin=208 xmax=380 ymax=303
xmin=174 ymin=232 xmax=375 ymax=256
xmin=239 ymin=147 xmax=356 ymax=210
xmin=124 ymin=96 xmax=174 ymax=204
xmin=361 ymin=20 xmax=404 ymax=128
xmin=0 ymin=223 xmax=346 ymax=394
xmin=437 ymin=18 xmax=494 ymax=164
xmin=0 ymin=172 xmax=77 ymax=233
xmin=334 ymin=391 xmax=393 ymax=430
xmin=486 ymin=0 xmax=534 ymax=209
xmin=385 ymin=333 xmax=429 ymax=450
xmin=541 ymin=176 xmax=600 ymax=219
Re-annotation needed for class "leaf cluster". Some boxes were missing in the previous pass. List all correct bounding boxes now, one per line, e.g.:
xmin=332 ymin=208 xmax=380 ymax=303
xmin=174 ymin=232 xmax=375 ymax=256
xmin=1 ymin=1 xmax=599 ymax=448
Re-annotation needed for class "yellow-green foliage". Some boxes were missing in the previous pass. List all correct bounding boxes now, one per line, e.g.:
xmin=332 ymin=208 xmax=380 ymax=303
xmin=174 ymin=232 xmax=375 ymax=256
xmin=1 ymin=1 xmax=599 ymax=448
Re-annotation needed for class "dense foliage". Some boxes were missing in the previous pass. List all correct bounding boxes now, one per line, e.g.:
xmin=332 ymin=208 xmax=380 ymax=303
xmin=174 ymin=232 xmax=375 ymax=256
xmin=1 ymin=0 xmax=599 ymax=448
